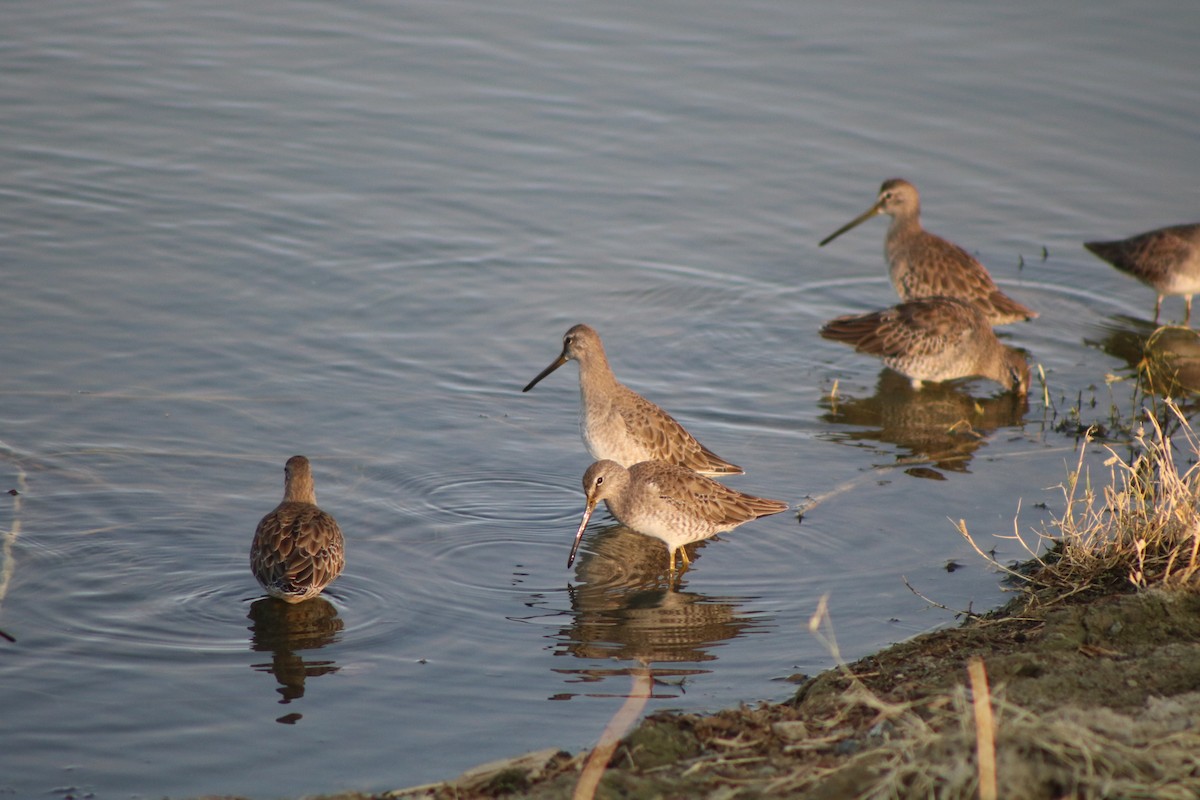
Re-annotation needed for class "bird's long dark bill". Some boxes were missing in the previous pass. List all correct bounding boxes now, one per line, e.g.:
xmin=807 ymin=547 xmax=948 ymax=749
xmin=818 ymin=203 xmax=883 ymax=247
xmin=567 ymin=499 xmax=597 ymax=567
xmin=522 ymin=353 xmax=568 ymax=392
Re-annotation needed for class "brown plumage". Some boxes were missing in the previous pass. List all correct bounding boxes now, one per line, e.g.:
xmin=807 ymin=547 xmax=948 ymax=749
xmin=821 ymin=296 xmax=1030 ymax=395
xmin=569 ymin=459 xmax=789 ymax=573
xmin=820 ymin=178 xmax=1036 ymax=325
xmin=1084 ymin=223 xmax=1200 ymax=325
xmin=523 ymin=323 xmax=743 ymax=476
xmin=250 ymin=455 xmax=345 ymax=603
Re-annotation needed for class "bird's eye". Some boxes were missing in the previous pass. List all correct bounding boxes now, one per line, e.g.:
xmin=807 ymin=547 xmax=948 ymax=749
xmin=595 ymin=476 xmax=604 ymax=486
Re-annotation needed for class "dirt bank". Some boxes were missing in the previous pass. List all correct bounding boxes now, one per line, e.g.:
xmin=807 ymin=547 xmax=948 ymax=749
xmin=376 ymin=585 xmax=1200 ymax=799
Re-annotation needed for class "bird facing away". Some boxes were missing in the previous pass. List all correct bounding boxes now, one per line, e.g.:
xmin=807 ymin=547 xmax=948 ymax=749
xmin=569 ymin=459 xmax=789 ymax=573
xmin=1084 ymin=223 xmax=1200 ymax=325
xmin=250 ymin=455 xmax=345 ymax=603
xmin=820 ymin=296 xmax=1030 ymax=395
xmin=522 ymin=323 xmax=743 ymax=476
xmin=819 ymin=178 xmax=1036 ymax=325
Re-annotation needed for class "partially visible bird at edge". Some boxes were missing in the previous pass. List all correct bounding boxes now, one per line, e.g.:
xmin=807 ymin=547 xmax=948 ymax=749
xmin=1084 ymin=223 xmax=1200 ymax=325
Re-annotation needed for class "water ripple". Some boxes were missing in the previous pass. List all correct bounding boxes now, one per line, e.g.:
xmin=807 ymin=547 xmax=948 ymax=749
xmin=391 ymin=466 xmax=579 ymax=526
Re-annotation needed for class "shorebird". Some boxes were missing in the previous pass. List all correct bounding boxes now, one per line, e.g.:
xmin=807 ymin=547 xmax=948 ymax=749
xmin=820 ymin=296 xmax=1030 ymax=395
xmin=569 ymin=459 xmax=789 ymax=573
xmin=1084 ymin=223 xmax=1200 ymax=325
xmin=819 ymin=178 xmax=1036 ymax=325
xmin=522 ymin=324 xmax=743 ymax=476
xmin=250 ymin=455 xmax=345 ymax=603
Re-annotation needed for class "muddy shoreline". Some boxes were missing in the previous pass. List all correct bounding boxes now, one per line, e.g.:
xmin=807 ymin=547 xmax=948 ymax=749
xmin=273 ymin=583 xmax=1200 ymax=799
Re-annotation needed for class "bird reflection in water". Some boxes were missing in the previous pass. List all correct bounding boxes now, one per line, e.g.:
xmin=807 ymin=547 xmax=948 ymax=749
xmin=247 ymin=596 xmax=343 ymax=723
xmin=551 ymin=523 xmax=765 ymax=699
xmin=820 ymin=369 xmax=1028 ymax=478
xmin=1087 ymin=315 xmax=1200 ymax=401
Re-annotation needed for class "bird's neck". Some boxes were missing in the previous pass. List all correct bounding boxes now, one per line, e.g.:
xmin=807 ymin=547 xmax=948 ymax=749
xmin=577 ymin=352 xmax=620 ymax=398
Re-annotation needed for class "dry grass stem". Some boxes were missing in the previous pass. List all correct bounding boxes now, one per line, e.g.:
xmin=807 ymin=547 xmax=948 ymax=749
xmin=902 ymin=575 xmax=980 ymax=620
xmin=963 ymin=399 xmax=1200 ymax=602
xmin=968 ymin=658 xmax=997 ymax=800
xmin=572 ymin=665 xmax=652 ymax=800
xmin=1046 ymin=401 xmax=1200 ymax=592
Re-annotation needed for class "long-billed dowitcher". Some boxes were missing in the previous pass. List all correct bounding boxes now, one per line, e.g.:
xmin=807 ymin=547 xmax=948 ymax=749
xmin=820 ymin=296 xmax=1030 ymax=395
xmin=1084 ymin=223 xmax=1200 ymax=325
xmin=250 ymin=455 xmax=345 ymax=603
xmin=569 ymin=459 xmax=789 ymax=573
xmin=819 ymin=178 xmax=1036 ymax=325
xmin=522 ymin=324 xmax=743 ymax=476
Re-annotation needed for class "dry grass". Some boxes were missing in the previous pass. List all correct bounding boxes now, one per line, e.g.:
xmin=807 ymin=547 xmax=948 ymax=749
xmin=961 ymin=397 xmax=1200 ymax=601
xmin=758 ymin=595 xmax=1200 ymax=799
xmin=794 ymin=684 xmax=1200 ymax=800
xmin=798 ymin=404 xmax=1200 ymax=798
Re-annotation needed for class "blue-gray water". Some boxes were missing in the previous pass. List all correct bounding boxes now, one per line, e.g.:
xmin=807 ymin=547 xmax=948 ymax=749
xmin=1 ymin=1 xmax=1196 ymax=797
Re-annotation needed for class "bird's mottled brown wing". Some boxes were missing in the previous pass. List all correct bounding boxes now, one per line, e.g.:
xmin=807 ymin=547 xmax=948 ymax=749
xmin=902 ymin=236 xmax=1035 ymax=323
xmin=617 ymin=387 xmax=743 ymax=476
xmin=1086 ymin=225 xmax=1200 ymax=287
xmin=639 ymin=462 xmax=786 ymax=529
xmin=251 ymin=502 xmax=345 ymax=599
xmin=821 ymin=298 xmax=978 ymax=361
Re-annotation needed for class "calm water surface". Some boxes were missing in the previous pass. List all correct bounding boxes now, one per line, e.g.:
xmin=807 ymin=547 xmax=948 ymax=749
xmin=1 ymin=1 xmax=1196 ymax=797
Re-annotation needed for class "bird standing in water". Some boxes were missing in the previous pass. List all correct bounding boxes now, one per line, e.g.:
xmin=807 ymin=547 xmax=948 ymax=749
xmin=1084 ymin=223 xmax=1200 ymax=325
xmin=523 ymin=324 xmax=743 ymax=476
xmin=820 ymin=296 xmax=1030 ymax=395
xmin=820 ymin=178 xmax=1036 ymax=325
xmin=569 ymin=459 xmax=789 ymax=573
xmin=250 ymin=455 xmax=345 ymax=603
